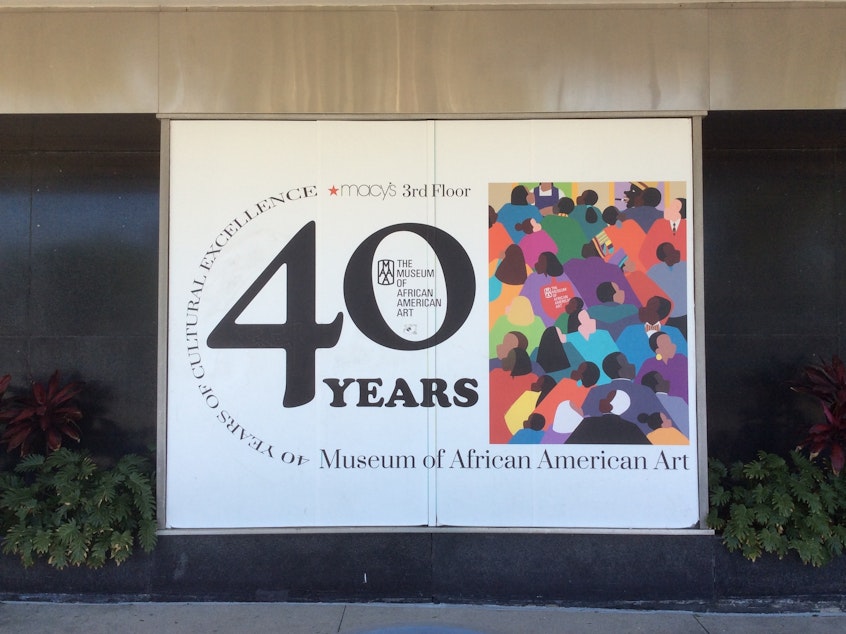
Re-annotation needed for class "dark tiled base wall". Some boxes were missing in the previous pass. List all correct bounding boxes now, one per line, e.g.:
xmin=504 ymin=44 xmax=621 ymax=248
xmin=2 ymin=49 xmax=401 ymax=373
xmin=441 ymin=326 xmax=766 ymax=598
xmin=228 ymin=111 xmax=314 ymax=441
xmin=1 ymin=533 xmax=844 ymax=608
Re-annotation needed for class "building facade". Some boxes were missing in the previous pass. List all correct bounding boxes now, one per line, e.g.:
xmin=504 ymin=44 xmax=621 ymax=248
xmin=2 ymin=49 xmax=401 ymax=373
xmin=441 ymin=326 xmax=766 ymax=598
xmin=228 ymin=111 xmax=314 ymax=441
xmin=1 ymin=2 xmax=845 ymax=603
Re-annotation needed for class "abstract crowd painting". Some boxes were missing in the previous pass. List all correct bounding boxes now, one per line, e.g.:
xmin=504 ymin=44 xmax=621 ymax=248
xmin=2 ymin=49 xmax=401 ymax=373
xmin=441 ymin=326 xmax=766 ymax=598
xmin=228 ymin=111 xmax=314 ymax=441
xmin=489 ymin=181 xmax=691 ymax=447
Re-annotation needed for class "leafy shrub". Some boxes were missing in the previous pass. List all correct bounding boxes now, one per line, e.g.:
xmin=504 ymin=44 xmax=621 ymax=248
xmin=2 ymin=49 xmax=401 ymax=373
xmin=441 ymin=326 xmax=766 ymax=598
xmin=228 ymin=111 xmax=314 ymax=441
xmin=0 ymin=448 xmax=156 ymax=569
xmin=708 ymin=451 xmax=846 ymax=566
xmin=791 ymin=355 xmax=846 ymax=474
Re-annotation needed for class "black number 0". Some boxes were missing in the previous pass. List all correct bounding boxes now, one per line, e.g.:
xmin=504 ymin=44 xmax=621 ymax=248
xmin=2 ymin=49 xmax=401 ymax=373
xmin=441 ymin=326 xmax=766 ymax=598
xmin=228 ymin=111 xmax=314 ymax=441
xmin=343 ymin=223 xmax=475 ymax=350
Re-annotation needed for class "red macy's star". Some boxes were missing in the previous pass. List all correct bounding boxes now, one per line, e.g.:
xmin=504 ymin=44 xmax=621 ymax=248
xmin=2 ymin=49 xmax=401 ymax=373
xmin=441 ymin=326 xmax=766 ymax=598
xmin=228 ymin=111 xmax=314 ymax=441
xmin=329 ymin=185 xmax=338 ymax=195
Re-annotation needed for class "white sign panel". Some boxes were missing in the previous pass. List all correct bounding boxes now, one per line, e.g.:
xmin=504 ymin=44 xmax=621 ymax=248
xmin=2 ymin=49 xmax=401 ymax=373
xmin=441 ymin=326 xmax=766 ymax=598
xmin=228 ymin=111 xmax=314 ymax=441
xmin=166 ymin=119 xmax=699 ymax=529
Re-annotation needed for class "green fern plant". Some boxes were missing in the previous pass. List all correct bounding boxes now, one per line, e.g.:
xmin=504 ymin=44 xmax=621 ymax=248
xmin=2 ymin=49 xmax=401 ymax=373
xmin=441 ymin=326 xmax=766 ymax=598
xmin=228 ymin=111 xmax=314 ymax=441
xmin=0 ymin=448 xmax=156 ymax=568
xmin=708 ymin=450 xmax=846 ymax=567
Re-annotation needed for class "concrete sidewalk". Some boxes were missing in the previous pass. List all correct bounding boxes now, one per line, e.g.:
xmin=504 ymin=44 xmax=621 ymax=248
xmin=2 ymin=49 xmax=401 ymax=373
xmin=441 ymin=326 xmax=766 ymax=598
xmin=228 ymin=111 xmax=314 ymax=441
xmin=2 ymin=602 xmax=846 ymax=634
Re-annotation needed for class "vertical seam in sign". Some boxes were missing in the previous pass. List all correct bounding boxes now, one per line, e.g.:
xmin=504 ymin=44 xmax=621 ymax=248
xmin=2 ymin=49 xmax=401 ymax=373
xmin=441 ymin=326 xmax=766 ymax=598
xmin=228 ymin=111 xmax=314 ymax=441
xmin=429 ymin=119 xmax=438 ymax=528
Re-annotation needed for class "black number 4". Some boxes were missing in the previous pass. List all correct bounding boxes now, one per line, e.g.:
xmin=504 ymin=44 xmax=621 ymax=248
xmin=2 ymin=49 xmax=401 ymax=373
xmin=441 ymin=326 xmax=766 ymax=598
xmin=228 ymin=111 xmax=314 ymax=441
xmin=207 ymin=221 xmax=343 ymax=407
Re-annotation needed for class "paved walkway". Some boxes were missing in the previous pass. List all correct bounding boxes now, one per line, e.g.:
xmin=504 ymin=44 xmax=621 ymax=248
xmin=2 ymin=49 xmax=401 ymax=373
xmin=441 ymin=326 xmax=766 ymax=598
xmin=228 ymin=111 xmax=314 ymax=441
xmin=2 ymin=601 xmax=846 ymax=633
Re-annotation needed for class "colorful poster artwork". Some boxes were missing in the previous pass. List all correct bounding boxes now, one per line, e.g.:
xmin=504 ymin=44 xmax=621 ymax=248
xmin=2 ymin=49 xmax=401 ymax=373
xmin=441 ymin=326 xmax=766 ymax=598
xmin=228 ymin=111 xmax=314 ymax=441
xmin=489 ymin=181 xmax=691 ymax=447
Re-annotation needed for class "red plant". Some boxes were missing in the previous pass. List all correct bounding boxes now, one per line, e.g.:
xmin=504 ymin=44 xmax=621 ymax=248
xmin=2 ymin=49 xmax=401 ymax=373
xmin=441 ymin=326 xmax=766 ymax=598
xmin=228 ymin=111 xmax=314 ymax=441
xmin=0 ymin=374 xmax=13 ymax=427
xmin=791 ymin=355 xmax=846 ymax=474
xmin=0 ymin=371 xmax=84 ymax=456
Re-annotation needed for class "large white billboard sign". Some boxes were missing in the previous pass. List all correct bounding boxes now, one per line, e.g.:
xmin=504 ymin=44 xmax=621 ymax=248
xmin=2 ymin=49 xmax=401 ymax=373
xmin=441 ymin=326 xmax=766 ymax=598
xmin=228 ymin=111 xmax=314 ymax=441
xmin=166 ymin=119 xmax=699 ymax=528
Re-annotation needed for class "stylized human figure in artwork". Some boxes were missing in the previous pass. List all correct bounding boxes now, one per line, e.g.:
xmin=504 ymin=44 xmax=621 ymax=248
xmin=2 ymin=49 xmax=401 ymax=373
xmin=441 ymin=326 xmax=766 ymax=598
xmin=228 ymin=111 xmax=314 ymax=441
xmin=646 ymin=242 xmax=687 ymax=336
xmin=620 ymin=183 xmax=663 ymax=233
xmin=538 ymin=361 xmax=601 ymax=443
xmin=637 ymin=331 xmax=688 ymax=402
xmin=489 ymin=205 xmax=512 ymax=263
xmin=494 ymin=330 xmax=529 ymax=364
xmin=490 ymin=243 xmax=529 ymax=324
xmin=489 ymin=205 xmax=513 ymax=304
xmin=535 ymin=360 xmax=601 ymax=423
xmin=543 ymin=400 xmax=583 ymax=445
xmin=490 ymin=336 xmax=539 ymax=444
xmin=504 ymin=373 xmax=556 ymax=439
xmin=541 ymin=197 xmax=585 ymax=264
xmin=640 ymin=197 xmax=687 ymax=269
xmin=509 ymin=412 xmax=547 ymax=444
xmin=588 ymin=280 xmax=640 ymax=339
xmin=581 ymin=352 xmax=667 ymax=436
xmin=562 ymin=309 xmax=620 ymax=384
xmin=534 ymin=325 xmax=575 ymax=376
xmin=513 ymin=218 xmax=557 ymax=273
xmin=563 ymin=242 xmax=636 ymax=309
xmin=641 ymin=370 xmax=689 ymax=438
xmin=600 ymin=205 xmax=648 ymax=272
xmin=529 ymin=182 xmax=561 ymax=216
xmin=494 ymin=244 xmax=529 ymax=286
xmin=640 ymin=411 xmax=689 ymax=445
xmin=569 ymin=189 xmax=604 ymax=240
xmin=497 ymin=185 xmax=542 ymax=243
xmin=555 ymin=296 xmax=586 ymax=335
xmin=489 ymin=296 xmax=546 ymax=360
xmin=533 ymin=374 xmax=558 ymax=406
xmin=620 ymin=181 xmax=646 ymax=208
xmin=519 ymin=251 xmax=572 ymax=326
xmin=618 ymin=255 xmax=668 ymax=309
xmin=566 ymin=389 xmax=650 ymax=445
xmin=614 ymin=295 xmax=687 ymax=371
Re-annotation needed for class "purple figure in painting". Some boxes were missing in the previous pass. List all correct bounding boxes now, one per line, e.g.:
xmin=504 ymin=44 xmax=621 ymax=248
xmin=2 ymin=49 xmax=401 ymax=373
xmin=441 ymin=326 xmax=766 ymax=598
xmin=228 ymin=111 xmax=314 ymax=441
xmin=637 ymin=331 xmax=688 ymax=402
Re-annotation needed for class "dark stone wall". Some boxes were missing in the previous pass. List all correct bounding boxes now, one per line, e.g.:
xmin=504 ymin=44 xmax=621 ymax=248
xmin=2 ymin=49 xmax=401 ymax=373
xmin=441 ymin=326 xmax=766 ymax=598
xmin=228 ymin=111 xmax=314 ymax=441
xmin=702 ymin=111 xmax=846 ymax=463
xmin=3 ymin=532 xmax=846 ymax=608
xmin=0 ymin=115 xmax=161 ymax=461
xmin=1 ymin=112 xmax=846 ymax=603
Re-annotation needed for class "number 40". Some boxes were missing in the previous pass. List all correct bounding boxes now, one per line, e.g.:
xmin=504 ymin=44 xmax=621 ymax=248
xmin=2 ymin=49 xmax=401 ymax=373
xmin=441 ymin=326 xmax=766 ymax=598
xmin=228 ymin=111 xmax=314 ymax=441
xmin=207 ymin=221 xmax=475 ymax=407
